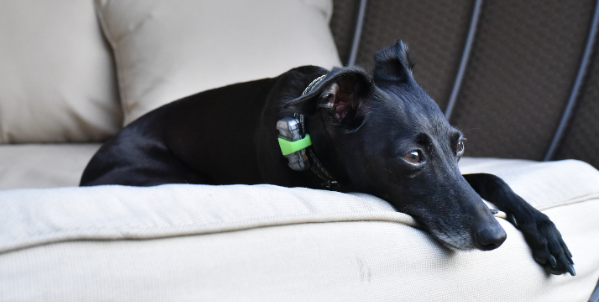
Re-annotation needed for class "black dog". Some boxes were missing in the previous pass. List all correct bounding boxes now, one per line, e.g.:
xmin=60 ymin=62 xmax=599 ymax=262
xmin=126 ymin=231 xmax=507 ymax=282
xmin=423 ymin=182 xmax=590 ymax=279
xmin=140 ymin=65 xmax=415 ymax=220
xmin=81 ymin=41 xmax=574 ymax=276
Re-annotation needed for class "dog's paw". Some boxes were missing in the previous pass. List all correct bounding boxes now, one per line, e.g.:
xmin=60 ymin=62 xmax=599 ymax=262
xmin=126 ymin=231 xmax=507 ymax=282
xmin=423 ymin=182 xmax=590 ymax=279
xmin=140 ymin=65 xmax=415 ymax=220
xmin=516 ymin=212 xmax=575 ymax=276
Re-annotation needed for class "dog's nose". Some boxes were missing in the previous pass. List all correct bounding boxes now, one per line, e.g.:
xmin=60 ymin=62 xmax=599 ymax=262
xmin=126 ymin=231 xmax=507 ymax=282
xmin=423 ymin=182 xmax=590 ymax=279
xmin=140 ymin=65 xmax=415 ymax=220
xmin=475 ymin=225 xmax=507 ymax=251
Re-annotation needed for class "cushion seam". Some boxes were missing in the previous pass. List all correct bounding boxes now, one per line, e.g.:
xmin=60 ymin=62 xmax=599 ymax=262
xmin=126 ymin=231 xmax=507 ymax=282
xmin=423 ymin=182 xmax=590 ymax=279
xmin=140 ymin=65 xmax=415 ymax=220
xmin=93 ymin=0 xmax=131 ymax=122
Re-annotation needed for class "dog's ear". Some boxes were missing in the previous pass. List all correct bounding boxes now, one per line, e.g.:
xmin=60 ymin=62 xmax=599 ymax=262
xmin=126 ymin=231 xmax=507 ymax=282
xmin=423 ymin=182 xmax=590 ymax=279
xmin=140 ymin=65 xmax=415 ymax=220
xmin=283 ymin=68 xmax=373 ymax=127
xmin=373 ymin=40 xmax=414 ymax=85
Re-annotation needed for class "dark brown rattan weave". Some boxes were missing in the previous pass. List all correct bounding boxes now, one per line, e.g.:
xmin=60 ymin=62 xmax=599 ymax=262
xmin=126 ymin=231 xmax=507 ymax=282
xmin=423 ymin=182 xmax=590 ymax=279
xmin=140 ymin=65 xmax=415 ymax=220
xmin=555 ymin=37 xmax=599 ymax=167
xmin=329 ymin=0 xmax=361 ymax=66
xmin=450 ymin=0 xmax=595 ymax=160
xmin=329 ymin=0 xmax=599 ymax=166
xmin=354 ymin=0 xmax=474 ymax=109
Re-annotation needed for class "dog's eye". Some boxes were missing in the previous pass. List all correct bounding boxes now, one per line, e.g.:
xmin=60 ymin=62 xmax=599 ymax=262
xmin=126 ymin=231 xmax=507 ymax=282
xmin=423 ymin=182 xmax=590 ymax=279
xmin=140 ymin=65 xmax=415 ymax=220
xmin=404 ymin=150 xmax=423 ymax=164
xmin=456 ymin=141 xmax=465 ymax=155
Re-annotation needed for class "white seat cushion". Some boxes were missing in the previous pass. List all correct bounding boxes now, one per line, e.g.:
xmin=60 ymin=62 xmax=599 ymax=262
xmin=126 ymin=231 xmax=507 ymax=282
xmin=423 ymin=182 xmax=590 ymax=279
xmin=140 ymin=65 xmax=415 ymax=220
xmin=0 ymin=144 xmax=101 ymax=190
xmin=95 ymin=0 xmax=342 ymax=124
xmin=1 ymin=158 xmax=598 ymax=301
xmin=0 ymin=1 xmax=122 ymax=143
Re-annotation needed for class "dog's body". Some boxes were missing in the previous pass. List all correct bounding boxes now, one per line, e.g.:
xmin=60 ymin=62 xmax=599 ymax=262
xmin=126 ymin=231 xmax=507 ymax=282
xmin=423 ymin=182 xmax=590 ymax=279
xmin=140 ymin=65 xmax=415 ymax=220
xmin=81 ymin=41 xmax=574 ymax=275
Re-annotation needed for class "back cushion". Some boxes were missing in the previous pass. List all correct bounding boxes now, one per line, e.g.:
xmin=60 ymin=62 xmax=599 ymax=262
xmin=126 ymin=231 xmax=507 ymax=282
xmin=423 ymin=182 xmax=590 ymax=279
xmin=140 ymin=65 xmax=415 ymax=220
xmin=0 ymin=0 xmax=123 ymax=143
xmin=95 ymin=0 xmax=342 ymax=124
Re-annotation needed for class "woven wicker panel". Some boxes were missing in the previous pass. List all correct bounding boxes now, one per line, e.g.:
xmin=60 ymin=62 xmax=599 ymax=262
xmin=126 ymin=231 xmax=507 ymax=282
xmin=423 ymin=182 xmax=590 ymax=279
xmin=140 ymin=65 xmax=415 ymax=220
xmin=354 ymin=0 xmax=474 ymax=109
xmin=450 ymin=0 xmax=595 ymax=160
xmin=554 ymin=37 xmax=599 ymax=168
xmin=330 ymin=0 xmax=361 ymax=66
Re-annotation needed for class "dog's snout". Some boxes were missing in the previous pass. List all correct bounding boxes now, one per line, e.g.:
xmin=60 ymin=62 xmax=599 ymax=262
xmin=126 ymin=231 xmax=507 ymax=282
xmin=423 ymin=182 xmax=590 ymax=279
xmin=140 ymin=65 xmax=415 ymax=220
xmin=475 ymin=225 xmax=507 ymax=251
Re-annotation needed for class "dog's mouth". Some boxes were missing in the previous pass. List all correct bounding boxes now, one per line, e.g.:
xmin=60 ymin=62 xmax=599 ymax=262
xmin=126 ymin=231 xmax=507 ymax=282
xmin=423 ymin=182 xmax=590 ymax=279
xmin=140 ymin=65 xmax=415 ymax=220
xmin=424 ymin=223 xmax=477 ymax=251
xmin=412 ymin=210 xmax=506 ymax=252
xmin=425 ymin=220 xmax=507 ymax=251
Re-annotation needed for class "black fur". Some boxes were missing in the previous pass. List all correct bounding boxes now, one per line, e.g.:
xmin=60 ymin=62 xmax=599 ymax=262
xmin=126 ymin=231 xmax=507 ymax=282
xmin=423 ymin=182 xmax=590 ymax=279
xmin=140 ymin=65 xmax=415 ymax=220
xmin=81 ymin=41 xmax=574 ymax=276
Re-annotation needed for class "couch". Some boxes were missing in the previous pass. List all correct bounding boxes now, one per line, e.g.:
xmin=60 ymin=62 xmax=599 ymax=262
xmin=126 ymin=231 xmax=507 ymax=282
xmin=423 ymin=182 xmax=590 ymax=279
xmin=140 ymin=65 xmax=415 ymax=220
xmin=1 ymin=0 xmax=599 ymax=301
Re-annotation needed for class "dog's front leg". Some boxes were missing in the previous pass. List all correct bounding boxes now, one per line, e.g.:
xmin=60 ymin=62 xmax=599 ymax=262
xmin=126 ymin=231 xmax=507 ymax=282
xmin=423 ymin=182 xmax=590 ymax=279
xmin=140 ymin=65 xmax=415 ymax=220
xmin=462 ymin=173 xmax=575 ymax=276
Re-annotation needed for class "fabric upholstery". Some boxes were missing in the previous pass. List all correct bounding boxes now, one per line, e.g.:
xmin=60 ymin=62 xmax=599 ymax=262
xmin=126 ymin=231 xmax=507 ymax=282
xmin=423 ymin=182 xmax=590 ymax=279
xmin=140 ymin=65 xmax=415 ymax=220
xmin=95 ymin=0 xmax=342 ymax=125
xmin=0 ymin=0 xmax=122 ymax=143
xmin=0 ymin=144 xmax=101 ymax=190
xmin=1 ymin=158 xmax=598 ymax=301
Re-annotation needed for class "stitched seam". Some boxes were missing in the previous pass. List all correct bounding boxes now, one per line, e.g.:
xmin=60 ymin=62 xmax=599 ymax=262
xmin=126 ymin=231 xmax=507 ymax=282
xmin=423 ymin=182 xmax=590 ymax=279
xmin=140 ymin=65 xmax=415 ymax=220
xmin=0 ymin=211 xmax=417 ymax=254
xmin=93 ymin=0 xmax=130 ymax=125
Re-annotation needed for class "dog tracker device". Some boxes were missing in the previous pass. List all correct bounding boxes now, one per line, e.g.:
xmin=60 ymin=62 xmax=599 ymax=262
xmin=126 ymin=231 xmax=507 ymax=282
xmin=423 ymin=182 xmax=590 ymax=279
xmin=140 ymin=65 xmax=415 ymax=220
xmin=277 ymin=117 xmax=311 ymax=171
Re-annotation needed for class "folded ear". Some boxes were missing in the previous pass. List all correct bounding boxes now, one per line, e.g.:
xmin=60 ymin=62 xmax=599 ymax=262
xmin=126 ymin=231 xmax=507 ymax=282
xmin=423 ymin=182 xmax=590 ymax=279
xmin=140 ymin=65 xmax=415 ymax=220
xmin=373 ymin=40 xmax=414 ymax=85
xmin=283 ymin=67 xmax=374 ymax=128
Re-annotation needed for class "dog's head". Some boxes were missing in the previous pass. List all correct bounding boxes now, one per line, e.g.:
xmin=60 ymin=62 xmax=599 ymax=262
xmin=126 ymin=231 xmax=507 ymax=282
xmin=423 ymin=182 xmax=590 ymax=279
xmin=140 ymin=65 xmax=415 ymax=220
xmin=284 ymin=40 xmax=506 ymax=251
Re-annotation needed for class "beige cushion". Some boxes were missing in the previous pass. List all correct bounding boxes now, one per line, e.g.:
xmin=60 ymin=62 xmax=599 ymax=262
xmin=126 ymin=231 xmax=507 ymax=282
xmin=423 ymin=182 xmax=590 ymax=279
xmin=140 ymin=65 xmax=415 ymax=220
xmin=0 ymin=144 xmax=101 ymax=190
xmin=0 ymin=1 xmax=122 ymax=143
xmin=95 ymin=0 xmax=342 ymax=124
xmin=1 ymin=159 xmax=598 ymax=301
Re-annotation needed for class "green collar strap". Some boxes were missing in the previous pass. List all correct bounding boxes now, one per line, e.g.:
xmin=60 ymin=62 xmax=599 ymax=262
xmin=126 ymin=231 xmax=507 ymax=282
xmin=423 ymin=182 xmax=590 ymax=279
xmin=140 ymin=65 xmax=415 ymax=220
xmin=278 ymin=134 xmax=312 ymax=156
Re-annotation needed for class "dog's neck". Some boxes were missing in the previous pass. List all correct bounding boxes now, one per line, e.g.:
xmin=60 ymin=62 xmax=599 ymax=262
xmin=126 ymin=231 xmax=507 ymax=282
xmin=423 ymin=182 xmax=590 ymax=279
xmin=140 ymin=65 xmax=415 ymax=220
xmin=297 ymin=74 xmax=340 ymax=190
